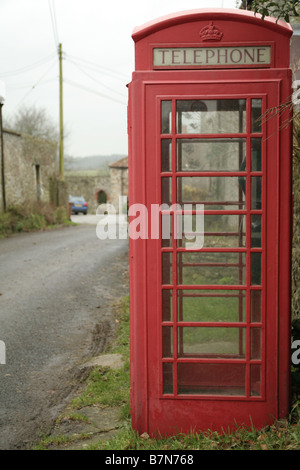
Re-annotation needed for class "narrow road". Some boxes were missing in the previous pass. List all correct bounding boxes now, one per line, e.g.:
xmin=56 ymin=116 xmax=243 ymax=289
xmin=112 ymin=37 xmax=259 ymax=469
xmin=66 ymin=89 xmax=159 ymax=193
xmin=0 ymin=224 xmax=129 ymax=450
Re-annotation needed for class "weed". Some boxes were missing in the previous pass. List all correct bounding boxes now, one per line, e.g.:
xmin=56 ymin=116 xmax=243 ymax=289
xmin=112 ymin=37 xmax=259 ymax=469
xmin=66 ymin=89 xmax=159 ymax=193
xmin=36 ymin=295 xmax=300 ymax=450
xmin=0 ymin=201 xmax=71 ymax=236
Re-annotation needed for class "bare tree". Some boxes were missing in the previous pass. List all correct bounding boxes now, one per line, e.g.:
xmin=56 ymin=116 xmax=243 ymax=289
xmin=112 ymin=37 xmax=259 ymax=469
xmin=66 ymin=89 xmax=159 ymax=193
xmin=4 ymin=105 xmax=58 ymax=142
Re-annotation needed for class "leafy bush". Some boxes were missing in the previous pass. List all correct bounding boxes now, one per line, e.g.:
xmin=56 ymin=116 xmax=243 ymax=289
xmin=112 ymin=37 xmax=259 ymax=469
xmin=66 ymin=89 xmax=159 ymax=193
xmin=0 ymin=201 xmax=70 ymax=236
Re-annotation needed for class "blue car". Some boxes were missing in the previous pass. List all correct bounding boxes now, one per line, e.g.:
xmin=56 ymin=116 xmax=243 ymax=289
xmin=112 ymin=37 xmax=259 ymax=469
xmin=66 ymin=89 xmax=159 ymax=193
xmin=69 ymin=196 xmax=88 ymax=215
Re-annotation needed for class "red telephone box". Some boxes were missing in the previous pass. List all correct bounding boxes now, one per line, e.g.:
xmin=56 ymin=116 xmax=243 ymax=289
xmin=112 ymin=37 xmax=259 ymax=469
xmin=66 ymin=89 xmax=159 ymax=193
xmin=128 ymin=8 xmax=293 ymax=436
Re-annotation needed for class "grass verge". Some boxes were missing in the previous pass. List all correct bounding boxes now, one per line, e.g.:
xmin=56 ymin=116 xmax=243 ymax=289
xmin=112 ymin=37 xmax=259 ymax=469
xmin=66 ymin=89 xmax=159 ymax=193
xmin=0 ymin=201 xmax=74 ymax=237
xmin=37 ymin=295 xmax=300 ymax=451
xmin=70 ymin=296 xmax=130 ymax=415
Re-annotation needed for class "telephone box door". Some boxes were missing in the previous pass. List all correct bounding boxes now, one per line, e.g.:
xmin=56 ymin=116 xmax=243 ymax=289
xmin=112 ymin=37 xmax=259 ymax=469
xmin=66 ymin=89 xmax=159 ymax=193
xmin=141 ymin=75 xmax=291 ymax=435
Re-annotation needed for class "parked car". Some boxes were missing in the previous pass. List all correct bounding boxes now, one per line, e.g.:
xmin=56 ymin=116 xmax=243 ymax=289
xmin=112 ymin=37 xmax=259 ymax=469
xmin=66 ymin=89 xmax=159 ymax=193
xmin=69 ymin=196 xmax=88 ymax=215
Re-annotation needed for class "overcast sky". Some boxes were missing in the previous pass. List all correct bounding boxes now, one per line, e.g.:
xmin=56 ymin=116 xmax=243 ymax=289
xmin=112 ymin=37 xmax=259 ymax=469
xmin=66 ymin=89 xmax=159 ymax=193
xmin=0 ymin=0 xmax=239 ymax=158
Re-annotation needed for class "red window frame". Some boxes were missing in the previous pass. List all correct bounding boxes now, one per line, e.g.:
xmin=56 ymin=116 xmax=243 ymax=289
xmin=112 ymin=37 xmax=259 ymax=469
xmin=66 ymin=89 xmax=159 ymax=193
xmin=138 ymin=76 xmax=286 ymax=434
xmin=158 ymin=93 xmax=265 ymax=400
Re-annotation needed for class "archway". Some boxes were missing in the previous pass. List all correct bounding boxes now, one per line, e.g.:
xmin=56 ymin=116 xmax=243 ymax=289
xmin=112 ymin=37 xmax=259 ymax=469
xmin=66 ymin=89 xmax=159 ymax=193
xmin=96 ymin=189 xmax=107 ymax=204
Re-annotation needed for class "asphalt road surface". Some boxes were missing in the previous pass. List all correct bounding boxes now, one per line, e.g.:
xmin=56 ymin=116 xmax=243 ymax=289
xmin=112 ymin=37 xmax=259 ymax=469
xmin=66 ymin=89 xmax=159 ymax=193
xmin=0 ymin=223 xmax=129 ymax=450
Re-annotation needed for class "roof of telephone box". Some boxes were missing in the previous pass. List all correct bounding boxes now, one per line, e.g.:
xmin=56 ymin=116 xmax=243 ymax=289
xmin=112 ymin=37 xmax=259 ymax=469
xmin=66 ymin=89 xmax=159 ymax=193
xmin=132 ymin=8 xmax=293 ymax=42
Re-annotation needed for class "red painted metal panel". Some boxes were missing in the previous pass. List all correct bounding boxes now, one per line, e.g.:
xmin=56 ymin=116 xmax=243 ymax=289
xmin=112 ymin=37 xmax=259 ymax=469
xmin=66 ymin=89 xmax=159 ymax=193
xmin=132 ymin=9 xmax=292 ymax=71
xmin=128 ymin=10 xmax=292 ymax=437
xmin=132 ymin=9 xmax=292 ymax=43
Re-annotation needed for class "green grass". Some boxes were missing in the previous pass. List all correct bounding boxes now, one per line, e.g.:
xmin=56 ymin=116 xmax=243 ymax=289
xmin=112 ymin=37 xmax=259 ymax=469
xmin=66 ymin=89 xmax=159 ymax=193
xmin=69 ymin=296 xmax=130 ymax=413
xmin=54 ymin=295 xmax=299 ymax=451
xmin=35 ymin=295 xmax=300 ymax=450
xmin=34 ymin=432 xmax=92 ymax=450
xmin=71 ymin=366 xmax=130 ymax=411
xmin=0 ymin=202 xmax=73 ymax=237
xmin=89 ymin=416 xmax=300 ymax=450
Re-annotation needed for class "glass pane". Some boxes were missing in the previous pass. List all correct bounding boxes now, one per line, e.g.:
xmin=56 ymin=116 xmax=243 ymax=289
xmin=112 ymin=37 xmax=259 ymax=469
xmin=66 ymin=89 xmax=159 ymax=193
xmin=162 ymin=252 xmax=172 ymax=285
xmin=161 ymin=100 xmax=172 ymax=134
xmin=162 ymin=326 xmax=173 ymax=358
xmin=176 ymin=210 xmax=204 ymax=250
xmin=177 ymin=176 xmax=246 ymax=210
xmin=251 ymin=253 xmax=261 ymax=285
xmin=251 ymin=328 xmax=261 ymax=360
xmin=251 ymin=138 xmax=261 ymax=171
xmin=176 ymin=99 xmax=246 ymax=134
xmin=177 ymin=252 xmax=246 ymax=285
xmin=162 ymin=289 xmax=172 ymax=322
xmin=163 ymin=363 xmax=173 ymax=394
xmin=251 ymin=177 xmax=262 ymax=210
xmin=177 ymin=363 xmax=246 ymax=396
xmin=177 ymin=139 xmax=246 ymax=172
xmin=178 ymin=327 xmax=246 ymax=357
xmin=178 ymin=213 xmax=246 ymax=248
xmin=162 ymin=213 xmax=172 ymax=247
xmin=250 ymin=364 xmax=261 ymax=397
xmin=251 ymin=214 xmax=261 ymax=248
xmin=251 ymin=99 xmax=262 ymax=133
xmin=161 ymin=177 xmax=172 ymax=205
xmin=251 ymin=290 xmax=261 ymax=322
xmin=161 ymin=139 xmax=172 ymax=172
xmin=177 ymin=289 xmax=246 ymax=322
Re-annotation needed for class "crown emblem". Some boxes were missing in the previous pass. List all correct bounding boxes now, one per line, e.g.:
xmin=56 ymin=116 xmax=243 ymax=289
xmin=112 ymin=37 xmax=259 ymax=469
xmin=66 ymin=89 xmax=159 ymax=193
xmin=199 ymin=22 xmax=223 ymax=42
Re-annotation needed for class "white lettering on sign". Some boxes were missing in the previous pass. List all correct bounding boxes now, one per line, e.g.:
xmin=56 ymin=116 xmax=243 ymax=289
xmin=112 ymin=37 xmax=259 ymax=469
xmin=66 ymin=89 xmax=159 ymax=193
xmin=153 ymin=46 xmax=271 ymax=68
xmin=0 ymin=340 xmax=6 ymax=364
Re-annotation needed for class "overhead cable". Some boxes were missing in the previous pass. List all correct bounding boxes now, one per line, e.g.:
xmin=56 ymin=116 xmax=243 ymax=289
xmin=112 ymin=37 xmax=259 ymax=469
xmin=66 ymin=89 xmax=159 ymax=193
xmin=65 ymin=53 xmax=128 ymax=81
xmin=0 ymin=53 xmax=56 ymax=78
xmin=66 ymin=57 xmax=127 ymax=98
xmin=12 ymin=58 xmax=58 ymax=111
xmin=48 ymin=0 xmax=60 ymax=49
xmin=7 ymin=79 xmax=57 ymax=90
xmin=64 ymin=78 xmax=127 ymax=105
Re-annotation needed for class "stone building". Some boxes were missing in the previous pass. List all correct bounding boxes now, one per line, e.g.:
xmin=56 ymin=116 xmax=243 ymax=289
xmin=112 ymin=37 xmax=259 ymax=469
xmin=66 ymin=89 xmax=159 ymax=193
xmin=109 ymin=156 xmax=128 ymax=212
xmin=65 ymin=173 xmax=110 ymax=213
xmin=0 ymin=128 xmax=57 ymax=210
xmin=64 ymin=156 xmax=128 ymax=214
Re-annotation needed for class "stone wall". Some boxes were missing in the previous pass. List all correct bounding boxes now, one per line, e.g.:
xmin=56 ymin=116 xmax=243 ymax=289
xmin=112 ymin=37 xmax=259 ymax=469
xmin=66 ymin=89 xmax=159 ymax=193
xmin=65 ymin=156 xmax=129 ymax=214
xmin=0 ymin=129 xmax=57 ymax=209
xmin=65 ymin=174 xmax=110 ymax=213
xmin=109 ymin=157 xmax=128 ymax=212
xmin=109 ymin=167 xmax=128 ymax=211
